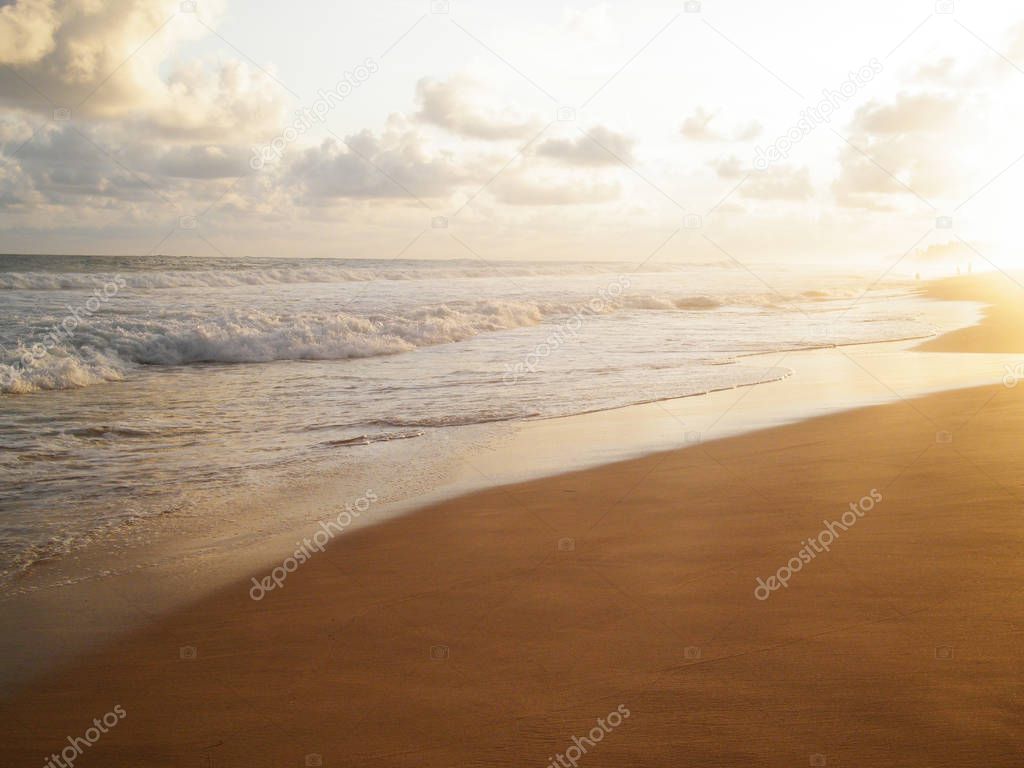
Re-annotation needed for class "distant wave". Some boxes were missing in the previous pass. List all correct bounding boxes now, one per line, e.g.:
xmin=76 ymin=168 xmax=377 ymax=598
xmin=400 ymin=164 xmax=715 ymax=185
xmin=623 ymin=295 xmax=724 ymax=310
xmin=0 ymin=262 xmax=712 ymax=291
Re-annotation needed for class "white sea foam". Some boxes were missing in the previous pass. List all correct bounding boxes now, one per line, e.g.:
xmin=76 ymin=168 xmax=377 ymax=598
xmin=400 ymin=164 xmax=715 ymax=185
xmin=0 ymin=293 xmax=800 ymax=393
xmin=0 ymin=347 xmax=125 ymax=394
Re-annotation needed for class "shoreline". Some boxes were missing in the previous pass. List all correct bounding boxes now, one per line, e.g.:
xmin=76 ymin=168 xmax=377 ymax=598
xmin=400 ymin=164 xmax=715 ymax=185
xmin=917 ymin=274 xmax=1024 ymax=353
xmin=0 ymin=278 xmax=1013 ymax=692
xmin=1 ymin=272 xmax=1022 ymax=765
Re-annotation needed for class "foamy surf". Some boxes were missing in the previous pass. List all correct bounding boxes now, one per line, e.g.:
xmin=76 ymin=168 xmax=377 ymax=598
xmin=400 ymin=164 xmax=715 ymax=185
xmin=1 ymin=291 xmax=858 ymax=394
xmin=0 ymin=254 xmax=935 ymax=582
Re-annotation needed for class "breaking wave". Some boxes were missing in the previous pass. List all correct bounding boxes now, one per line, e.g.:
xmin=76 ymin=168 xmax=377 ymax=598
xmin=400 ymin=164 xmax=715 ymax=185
xmin=0 ymin=281 xmax=877 ymax=396
xmin=1 ymin=293 xmax=744 ymax=394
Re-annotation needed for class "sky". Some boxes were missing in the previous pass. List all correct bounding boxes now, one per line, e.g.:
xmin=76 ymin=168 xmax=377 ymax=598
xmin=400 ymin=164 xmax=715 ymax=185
xmin=0 ymin=0 xmax=1022 ymax=272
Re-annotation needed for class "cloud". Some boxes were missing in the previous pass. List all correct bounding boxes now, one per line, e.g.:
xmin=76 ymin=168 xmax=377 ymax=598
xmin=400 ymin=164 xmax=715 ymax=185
xmin=913 ymin=25 xmax=1023 ymax=86
xmin=854 ymin=93 xmax=958 ymax=134
xmin=913 ymin=57 xmax=958 ymax=84
xmin=490 ymin=176 xmax=620 ymax=206
xmin=741 ymin=166 xmax=813 ymax=201
xmin=680 ymin=107 xmax=720 ymax=141
xmin=137 ymin=58 xmax=286 ymax=142
xmin=0 ymin=146 xmax=40 ymax=206
xmin=831 ymin=150 xmax=900 ymax=210
xmin=0 ymin=115 xmax=33 ymax=146
xmin=711 ymin=154 xmax=744 ymax=179
xmin=0 ymin=115 xmax=258 ymax=210
xmin=0 ymin=0 xmax=287 ymax=142
xmin=153 ymin=144 xmax=250 ymax=179
xmin=415 ymin=76 xmax=539 ymax=140
xmin=733 ymin=120 xmax=762 ymax=141
xmin=535 ymin=125 xmax=635 ymax=166
xmin=287 ymin=125 xmax=475 ymax=201
xmin=1 ymin=122 xmax=156 ymax=204
xmin=0 ymin=0 xmax=58 ymax=65
xmin=832 ymin=92 xmax=963 ymax=208
xmin=0 ymin=1 xmax=301 ymax=220
xmin=681 ymin=108 xmax=761 ymax=142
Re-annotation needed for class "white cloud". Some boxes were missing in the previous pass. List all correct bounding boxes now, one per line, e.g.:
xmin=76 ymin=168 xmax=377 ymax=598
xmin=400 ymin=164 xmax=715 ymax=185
xmin=711 ymin=154 xmax=744 ymax=179
xmin=1 ymin=1 xmax=1021 ymax=260
xmin=680 ymin=107 xmax=720 ymax=141
xmin=733 ymin=120 xmax=762 ymax=141
xmin=490 ymin=176 xmax=620 ymax=206
xmin=535 ymin=125 xmax=635 ymax=166
xmin=854 ymin=93 xmax=958 ymax=135
xmin=0 ymin=0 xmax=57 ymax=65
xmin=681 ymin=108 xmax=761 ymax=142
xmin=832 ymin=92 xmax=964 ymax=208
xmin=742 ymin=166 xmax=813 ymax=201
xmin=287 ymin=124 xmax=476 ymax=201
xmin=0 ymin=0 xmax=287 ymax=142
xmin=414 ymin=76 xmax=539 ymax=140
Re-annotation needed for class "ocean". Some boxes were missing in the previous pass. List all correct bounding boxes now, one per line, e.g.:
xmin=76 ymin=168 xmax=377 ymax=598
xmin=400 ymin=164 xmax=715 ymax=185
xmin=0 ymin=254 xmax=935 ymax=581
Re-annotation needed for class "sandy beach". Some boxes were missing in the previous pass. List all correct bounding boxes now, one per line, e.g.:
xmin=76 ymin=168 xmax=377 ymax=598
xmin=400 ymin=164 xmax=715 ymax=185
xmin=919 ymin=274 xmax=1024 ymax=353
xmin=5 ymin=1 xmax=1024 ymax=764
xmin=2 ymin=273 xmax=1022 ymax=768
